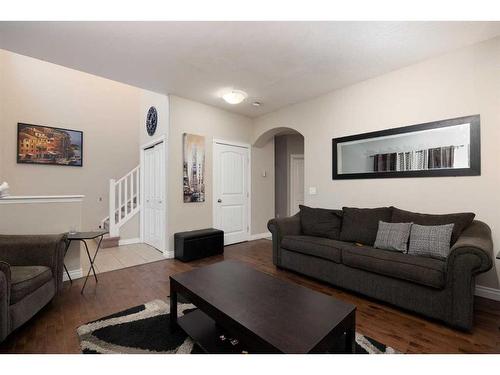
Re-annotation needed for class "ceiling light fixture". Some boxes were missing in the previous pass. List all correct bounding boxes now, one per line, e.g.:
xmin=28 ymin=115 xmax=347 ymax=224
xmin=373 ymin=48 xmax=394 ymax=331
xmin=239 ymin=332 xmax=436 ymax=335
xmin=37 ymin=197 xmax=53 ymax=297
xmin=222 ymin=89 xmax=248 ymax=105
xmin=251 ymin=101 xmax=262 ymax=107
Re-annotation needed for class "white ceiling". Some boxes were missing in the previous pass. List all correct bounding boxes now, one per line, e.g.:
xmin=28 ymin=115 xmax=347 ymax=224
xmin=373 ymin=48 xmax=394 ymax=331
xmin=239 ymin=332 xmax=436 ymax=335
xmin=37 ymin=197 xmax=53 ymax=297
xmin=1 ymin=21 xmax=499 ymax=118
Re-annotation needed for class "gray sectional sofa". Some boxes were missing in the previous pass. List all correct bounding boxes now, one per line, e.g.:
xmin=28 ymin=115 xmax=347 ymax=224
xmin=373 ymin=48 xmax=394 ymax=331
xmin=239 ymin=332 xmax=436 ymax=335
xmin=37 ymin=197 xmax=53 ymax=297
xmin=268 ymin=207 xmax=493 ymax=331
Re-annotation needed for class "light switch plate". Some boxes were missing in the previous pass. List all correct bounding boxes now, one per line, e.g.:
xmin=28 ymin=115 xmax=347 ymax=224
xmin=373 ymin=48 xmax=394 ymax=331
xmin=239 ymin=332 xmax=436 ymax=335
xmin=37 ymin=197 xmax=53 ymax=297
xmin=309 ymin=187 xmax=317 ymax=195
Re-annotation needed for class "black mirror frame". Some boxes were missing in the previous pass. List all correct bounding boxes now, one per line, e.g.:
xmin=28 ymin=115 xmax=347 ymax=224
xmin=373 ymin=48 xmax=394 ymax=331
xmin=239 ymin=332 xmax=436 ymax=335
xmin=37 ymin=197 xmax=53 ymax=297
xmin=332 ymin=115 xmax=480 ymax=180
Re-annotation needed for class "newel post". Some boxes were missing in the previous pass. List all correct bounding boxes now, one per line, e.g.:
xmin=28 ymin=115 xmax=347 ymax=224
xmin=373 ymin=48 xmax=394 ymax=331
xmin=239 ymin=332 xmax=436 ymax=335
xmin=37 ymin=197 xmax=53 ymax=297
xmin=108 ymin=179 xmax=118 ymax=237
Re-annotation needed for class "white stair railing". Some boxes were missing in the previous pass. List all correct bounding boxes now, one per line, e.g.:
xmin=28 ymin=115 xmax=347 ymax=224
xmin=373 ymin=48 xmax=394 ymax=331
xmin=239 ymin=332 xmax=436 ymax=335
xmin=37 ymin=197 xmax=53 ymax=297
xmin=106 ymin=165 xmax=141 ymax=237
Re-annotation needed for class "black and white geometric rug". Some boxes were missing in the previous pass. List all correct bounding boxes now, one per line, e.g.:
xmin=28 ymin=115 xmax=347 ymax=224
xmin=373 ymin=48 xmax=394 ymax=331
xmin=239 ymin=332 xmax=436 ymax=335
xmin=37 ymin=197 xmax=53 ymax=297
xmin=77 ymin=299 xmax=400 ymax=354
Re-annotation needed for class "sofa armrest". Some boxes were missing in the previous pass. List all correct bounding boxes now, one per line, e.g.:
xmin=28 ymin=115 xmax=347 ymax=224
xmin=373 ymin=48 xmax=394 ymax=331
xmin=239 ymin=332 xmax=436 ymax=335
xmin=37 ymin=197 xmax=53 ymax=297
xmin=444 ymin=220 xmax=493 ymax=330
xmin=267 ymin=214 xmax=301 ymax=266
xmin=0 ymin=262 xmax=9 ymax=342
xmin=0 ymin=234 xmax=67 ymax=292
xmin=0 ymin=261 xmax=10 ymax=296
xmin=446 ymin=220 xmax=493 ymax=276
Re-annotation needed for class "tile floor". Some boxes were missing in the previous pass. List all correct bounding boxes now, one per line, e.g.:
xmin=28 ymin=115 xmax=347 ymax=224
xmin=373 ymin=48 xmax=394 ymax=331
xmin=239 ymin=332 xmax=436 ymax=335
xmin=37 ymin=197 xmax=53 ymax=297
xmin=80 ymin=241 xmax=164 ymax=276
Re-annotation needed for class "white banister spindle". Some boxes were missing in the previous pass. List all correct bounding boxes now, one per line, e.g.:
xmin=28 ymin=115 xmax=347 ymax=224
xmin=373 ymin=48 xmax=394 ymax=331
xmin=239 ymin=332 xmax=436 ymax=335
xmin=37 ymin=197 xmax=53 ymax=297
xmin=136 ymin=169 xmax=140 ymax=206
xmin=125 ymin=175 xmax=129 ymax=215
xmin=134 ymin=168 xmax=137 ymax=208
xmin=118 ymin=180 xmax=122 ymax=220
xmin=130 ymin=173 xmax=133 ymax=210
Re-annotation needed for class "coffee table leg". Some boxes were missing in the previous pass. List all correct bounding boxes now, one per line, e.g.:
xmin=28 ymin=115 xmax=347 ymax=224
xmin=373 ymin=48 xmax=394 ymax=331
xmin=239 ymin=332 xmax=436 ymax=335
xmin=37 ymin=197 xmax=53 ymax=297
xmin=170 ymin=282 xmax=178 ymax=331
xmin=345 ymin=312 xmax=356 ymax=353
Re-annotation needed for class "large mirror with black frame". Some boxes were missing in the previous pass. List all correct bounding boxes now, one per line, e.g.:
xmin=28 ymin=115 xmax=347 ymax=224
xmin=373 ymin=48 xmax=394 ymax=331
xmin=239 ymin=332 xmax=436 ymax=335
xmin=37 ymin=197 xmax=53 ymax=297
xmin=332 ymin=115 xmax=480 ymax=180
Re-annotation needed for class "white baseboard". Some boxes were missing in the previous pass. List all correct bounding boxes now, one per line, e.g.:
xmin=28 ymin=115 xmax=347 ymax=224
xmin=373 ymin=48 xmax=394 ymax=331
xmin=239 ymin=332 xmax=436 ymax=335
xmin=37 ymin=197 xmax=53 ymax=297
xmin=63 ymin=268 xmax=83 ymax=282
xmin=249 ymin=232 xmax=272 ymax=241
xmin=475 ymin=285 xmax=500 ymax=301
xmin=118 ymin=237 xmax=141 ymax=246
xmin=163 ymin=250 xmax=175 ymax=259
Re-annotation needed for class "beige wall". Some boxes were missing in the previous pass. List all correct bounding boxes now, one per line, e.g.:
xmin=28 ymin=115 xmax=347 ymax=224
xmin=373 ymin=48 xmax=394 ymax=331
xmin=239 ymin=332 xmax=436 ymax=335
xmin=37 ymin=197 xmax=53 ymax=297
xmin=139 ymin=90 xmax=170 ymax=146
xmin=253 ymin=37 xmax=500 ymax=290
xmin=0 ymin=49 xmax=157 ymax=236
xmin=275 ymin=134 xmax=304 ymax=218
xmin=0 ymin=50 xmax=275 ymax=250
xmin=119 ymin=214 xmax=140 ymax=241
xmin=0 ymin=53 xmax=4 ymax=182
xmin=251 ymin=140 xmax=275 ymax=235
xmin=0 ymin=200 xmax=83 ymax=273
xmin=167 ymin=95 xmax=273 ymax=250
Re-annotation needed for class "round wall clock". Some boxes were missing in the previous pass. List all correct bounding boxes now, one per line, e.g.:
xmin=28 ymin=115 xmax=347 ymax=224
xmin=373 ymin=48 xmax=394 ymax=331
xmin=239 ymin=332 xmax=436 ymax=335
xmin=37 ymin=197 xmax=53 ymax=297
xmin=146 ymin=106 xmax=158 ymax=136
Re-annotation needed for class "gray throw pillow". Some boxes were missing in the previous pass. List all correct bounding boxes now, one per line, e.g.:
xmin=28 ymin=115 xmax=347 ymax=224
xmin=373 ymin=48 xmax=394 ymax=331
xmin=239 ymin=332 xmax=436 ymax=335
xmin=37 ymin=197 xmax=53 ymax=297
xmin=408 ymin=223 xmax=454 ymax=259
xmin=374 ymin=221 xmax=412 ymax=252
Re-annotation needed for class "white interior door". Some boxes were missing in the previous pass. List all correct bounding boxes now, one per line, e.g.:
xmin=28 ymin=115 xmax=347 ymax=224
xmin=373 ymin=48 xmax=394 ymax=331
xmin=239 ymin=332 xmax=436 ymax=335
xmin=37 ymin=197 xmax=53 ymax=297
xmin=143 ymin=141 xmax=165 ymax=251
xmin=289 ymin=154 xmax=304 ymax=216
xmin=213 ymin=142 xmax=250 ymax=245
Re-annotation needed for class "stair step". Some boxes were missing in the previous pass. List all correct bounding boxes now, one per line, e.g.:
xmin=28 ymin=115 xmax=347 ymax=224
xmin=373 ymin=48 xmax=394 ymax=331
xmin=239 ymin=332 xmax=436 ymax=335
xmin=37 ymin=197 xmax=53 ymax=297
xmin=97 ymin=235 xmax=120 ymax=249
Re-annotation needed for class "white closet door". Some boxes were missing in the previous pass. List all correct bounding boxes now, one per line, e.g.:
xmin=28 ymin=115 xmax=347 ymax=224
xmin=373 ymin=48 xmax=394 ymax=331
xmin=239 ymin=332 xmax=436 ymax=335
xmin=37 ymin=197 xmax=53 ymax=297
xmin=143 ymin=142 xmax=164 ymax=251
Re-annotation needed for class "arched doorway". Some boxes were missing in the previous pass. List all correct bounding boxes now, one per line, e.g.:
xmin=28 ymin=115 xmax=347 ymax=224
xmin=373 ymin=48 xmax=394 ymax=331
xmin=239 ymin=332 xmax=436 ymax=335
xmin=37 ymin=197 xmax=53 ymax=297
xmin=254 ymin=127 xmax=305 ymax=219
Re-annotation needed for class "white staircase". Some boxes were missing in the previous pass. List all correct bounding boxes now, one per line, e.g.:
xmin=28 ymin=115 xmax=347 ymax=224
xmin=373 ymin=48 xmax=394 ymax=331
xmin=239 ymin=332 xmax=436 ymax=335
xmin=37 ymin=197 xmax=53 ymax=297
xmin=99 ymin=165 xmax=141 ymax=247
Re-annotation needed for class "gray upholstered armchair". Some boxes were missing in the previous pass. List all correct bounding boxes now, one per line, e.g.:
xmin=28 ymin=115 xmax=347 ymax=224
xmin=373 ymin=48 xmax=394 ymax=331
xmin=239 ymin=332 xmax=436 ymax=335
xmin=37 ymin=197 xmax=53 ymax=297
xmin=0 ymin=234 xmax=67 ymax=343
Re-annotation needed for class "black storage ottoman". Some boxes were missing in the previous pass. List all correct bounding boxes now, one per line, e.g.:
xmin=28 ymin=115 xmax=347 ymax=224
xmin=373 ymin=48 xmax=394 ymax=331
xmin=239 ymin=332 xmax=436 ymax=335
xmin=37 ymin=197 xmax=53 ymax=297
xmin=174 ymin=228 xmax=224 ymax=262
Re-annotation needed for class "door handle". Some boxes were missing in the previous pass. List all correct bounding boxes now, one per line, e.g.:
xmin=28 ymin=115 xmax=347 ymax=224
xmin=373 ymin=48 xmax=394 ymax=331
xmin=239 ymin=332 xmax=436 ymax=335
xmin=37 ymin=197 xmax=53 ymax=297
xmin=217 ymin=199 xmax=222 ymax=203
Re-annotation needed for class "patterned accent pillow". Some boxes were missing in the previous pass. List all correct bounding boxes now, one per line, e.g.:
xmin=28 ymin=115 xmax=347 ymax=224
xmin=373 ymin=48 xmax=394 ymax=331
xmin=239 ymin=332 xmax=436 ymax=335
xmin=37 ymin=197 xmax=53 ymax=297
xmin=408 ymin=223 xmax=454 ymax=259
xmin=374 ymin=221 xmax=412 ymax=252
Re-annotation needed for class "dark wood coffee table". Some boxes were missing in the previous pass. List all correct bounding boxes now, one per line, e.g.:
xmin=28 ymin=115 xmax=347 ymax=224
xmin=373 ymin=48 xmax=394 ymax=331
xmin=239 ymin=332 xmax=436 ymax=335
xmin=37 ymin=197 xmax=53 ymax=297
xmin=169 ymin=260 xmax=356 ymax=353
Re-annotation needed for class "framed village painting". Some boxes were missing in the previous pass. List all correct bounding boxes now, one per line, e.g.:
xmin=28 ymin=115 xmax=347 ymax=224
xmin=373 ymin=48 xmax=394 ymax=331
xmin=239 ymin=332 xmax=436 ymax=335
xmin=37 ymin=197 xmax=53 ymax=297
xmin=183 ymin=133 xmax=205 ymax=202
xmin=17 ymin=123 xmax=83 ymax=167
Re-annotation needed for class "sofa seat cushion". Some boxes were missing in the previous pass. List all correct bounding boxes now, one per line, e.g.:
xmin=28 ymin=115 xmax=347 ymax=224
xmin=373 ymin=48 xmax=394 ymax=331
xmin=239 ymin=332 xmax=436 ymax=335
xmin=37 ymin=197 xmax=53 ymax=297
xmin=342 ymin=244 xmax=446 ymax=289
xmin=281 ymin=235 xmax=343 ymax=263
xmin=10 ymin=266 xmax=53 ymax=305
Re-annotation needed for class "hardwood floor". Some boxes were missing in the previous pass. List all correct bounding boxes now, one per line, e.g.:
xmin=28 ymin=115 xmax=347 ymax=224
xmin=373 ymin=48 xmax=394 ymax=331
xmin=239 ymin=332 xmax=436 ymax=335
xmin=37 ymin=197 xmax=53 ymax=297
xmin=1 ymin=239 xmax=499 ymax=354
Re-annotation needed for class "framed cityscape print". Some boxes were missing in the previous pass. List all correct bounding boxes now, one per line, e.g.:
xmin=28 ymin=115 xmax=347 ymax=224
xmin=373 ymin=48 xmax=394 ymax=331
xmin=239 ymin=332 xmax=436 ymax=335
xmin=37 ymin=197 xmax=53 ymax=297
xmin=17 ymin=123 xmax=83 ymax=167
xmin=332 ymin=115 xmax=480 ymax=179
xmin=183 ymin=133 xmax=205 ymax=202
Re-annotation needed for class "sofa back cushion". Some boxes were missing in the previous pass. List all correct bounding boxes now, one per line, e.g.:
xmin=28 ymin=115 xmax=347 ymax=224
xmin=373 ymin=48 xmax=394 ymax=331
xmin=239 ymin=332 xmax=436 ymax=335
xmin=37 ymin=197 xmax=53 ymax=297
xmin=391 ymin=207 xmax=475 ymax=245
xmin=339 ymin=207 xmax=393 ymax=245
xmin=299 ymin=205 xmax=342 ymax=240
